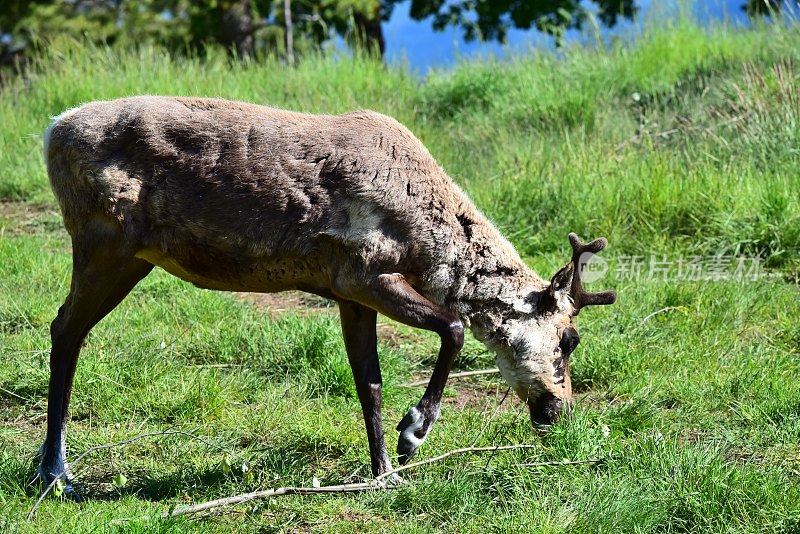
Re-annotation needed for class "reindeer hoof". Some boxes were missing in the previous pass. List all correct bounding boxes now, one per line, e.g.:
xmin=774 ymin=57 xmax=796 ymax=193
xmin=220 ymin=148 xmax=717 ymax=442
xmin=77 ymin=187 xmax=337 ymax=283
xmin=60 ymin=482 xmax=83 ymax=502
xmin=377 ymin=472 xmax=404 ymax=488
xmin=396 ymin=444 xmax=416 ymax=465
xmin=396 ymin=407 xmax=426 ymax=464
xmin=37 ymin=463 xmax=82 ymax=502
xmin=42 ymin=478 xmax=82 ymax=502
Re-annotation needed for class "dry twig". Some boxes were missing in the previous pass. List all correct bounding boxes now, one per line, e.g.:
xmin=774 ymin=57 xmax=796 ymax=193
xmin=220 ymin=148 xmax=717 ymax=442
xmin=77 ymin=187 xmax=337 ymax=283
xmin=0 ymin=384 xmax=29 ymax=402
xmin=168 ymin=443 xmax=542 ymax=517
xmin=521 ymin=458 xmax=607 ymax=468
xmin=401 ymin=368 xmax=499 ymax=387
xmin=470 ymin=387 xmax=511 ymax=447
xmin=168 ymin=481 xmax=378 ymax=517
xmin=641 ymin=306 xmax=687 ymax=324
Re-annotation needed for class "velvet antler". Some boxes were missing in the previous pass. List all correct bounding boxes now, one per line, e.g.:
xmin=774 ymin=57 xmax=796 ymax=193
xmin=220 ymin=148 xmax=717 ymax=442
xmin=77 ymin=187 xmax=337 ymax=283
xmin=568 ymin=233 xmax=617 ymax=312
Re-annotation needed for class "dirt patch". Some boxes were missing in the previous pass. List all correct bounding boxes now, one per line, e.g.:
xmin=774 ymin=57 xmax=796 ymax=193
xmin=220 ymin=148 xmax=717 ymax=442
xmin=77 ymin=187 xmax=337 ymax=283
xmin=0 ymin=201 xmax=63 ymax=236
xmin=236 ymin=291 xmax=335 ymax=318
xmin=677 ymin=427 xmax=707 ymax=445
xmin=0 ymin=397 xmax=45 ymax=446
xmin=374 ymin=321 xmax=421 ymax=347
xmin=439 ymin=378 xmax=512 ymax=411
xmin=236 ymin=291 xmax=418 ymax=347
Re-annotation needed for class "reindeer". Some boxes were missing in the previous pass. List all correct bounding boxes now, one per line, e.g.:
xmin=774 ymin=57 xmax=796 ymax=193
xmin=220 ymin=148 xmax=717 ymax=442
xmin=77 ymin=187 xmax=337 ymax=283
xmin=40 ymin=96 xmax=616 ymax=496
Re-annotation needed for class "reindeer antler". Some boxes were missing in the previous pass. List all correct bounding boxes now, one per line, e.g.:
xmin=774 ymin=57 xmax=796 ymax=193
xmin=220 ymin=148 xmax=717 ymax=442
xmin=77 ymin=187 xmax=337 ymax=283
xmin=568 ymin=233 xmax=617 ymax=312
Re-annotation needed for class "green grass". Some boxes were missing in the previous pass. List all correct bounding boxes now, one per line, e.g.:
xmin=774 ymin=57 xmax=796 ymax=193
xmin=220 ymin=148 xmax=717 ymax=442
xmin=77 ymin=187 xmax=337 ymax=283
xmin=2 ymin=15 xmax=800 ymax=533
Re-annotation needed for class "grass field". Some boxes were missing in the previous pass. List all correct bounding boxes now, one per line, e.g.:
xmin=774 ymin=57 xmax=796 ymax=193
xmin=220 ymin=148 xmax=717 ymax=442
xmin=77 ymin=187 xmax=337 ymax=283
xmin=1 ymin=15 xmax=800 ymax=533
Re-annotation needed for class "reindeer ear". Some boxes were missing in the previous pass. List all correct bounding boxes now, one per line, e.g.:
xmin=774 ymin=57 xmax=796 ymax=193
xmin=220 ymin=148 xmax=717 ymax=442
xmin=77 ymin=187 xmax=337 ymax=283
xmin=549 ymin=263 xmax=574 ymax=297
xmin=540 ymin=263 xmax=574 ymax=312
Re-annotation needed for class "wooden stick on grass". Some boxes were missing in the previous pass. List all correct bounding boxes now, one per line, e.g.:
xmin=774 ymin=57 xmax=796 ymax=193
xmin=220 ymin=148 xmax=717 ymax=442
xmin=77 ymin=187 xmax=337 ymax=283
xmin=401 ymin=368 xmax=499 ymax=387
xmin=167 ymin=443 xmax=593 ymax=517
xmin=167 ymin=481 xmax=379 ymax=517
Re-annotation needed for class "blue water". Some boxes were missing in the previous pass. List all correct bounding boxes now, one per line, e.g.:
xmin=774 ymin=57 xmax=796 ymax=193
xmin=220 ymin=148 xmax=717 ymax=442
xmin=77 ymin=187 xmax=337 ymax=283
xmin=382 ymin=0 xmax=786 ymax=72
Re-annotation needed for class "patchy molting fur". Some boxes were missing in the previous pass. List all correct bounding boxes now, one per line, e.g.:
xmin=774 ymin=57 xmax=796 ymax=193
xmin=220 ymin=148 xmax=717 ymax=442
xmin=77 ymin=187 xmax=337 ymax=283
xmin=45 ymin=96 xmax=571 ymax=405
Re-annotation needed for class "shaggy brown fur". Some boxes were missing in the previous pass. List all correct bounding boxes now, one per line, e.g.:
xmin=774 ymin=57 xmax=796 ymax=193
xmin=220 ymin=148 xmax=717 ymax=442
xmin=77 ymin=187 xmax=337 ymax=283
xmin=46 ymin=97 xmax=533 ymax=304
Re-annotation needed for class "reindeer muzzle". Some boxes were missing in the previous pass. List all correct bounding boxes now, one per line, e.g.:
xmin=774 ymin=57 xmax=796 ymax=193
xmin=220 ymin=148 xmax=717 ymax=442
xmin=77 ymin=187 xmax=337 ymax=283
xmin=528 ymin=392 xmax=565 ymax=427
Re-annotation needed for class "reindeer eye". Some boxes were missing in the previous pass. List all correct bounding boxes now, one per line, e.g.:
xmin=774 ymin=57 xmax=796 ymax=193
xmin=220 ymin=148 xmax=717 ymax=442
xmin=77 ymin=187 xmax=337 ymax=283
xmin=559 ymin=327 xmax=580 ymax=356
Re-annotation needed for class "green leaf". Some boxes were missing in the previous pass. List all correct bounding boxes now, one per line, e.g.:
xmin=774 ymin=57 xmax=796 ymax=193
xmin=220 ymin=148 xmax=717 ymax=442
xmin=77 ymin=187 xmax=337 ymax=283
xmin=242 ymin=461 xmax=254 ymax=482
xmin=112 ymin=473 xmax=128 ymax=488
xmin=222 ymin=455 xmax=233 ymax=474
xmin=53 ymin=478 xmax=66 ymax=498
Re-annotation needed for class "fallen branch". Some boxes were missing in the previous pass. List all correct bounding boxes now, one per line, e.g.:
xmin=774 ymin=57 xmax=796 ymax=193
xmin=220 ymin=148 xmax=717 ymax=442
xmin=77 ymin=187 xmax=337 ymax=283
xmin=0 ymin=384 xmax=29 ymax=402
xmin=470 ymin=387 xmax=511 ymax=447
xmin=521 ymin=458 xmax=607 ymax=468
xmin=401 ymin=368 xmax=499 ymax=387
xmin=641 ymin=306 xmax=687 ymax=324
xmin=28 ymin=430 xmax=231 ymax=520
xmin=169 ymin=443 xmax=540 ymax=517
xmin=375 ymin=443 xmax=538 ymax=481
xmin=168 ymin=481 xmax=378 ymax=516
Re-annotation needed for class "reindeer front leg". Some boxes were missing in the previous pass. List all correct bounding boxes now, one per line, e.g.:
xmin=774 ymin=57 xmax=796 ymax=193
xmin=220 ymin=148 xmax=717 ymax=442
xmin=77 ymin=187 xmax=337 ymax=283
xmin=335 ymin=273 xmax=464 ymax=465
xmin=338 ymin=300 xmax=394 ymax=478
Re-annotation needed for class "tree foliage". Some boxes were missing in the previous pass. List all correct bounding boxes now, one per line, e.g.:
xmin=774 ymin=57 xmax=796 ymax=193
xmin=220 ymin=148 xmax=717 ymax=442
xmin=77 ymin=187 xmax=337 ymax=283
xmin=0 ymin=1 xmax=372 ymax=64
xmin=1 ymin=1 xmax=189 ymax=57
xmin=0 ymin=0 xmax=779 ymax=70
xmin=381 ymin=0 xmax=637 ymax=44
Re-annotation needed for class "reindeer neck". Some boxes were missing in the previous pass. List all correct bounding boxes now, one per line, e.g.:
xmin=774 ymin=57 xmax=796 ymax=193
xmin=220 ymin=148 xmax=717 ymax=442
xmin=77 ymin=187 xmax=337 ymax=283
xmin=421 ymin=214 xmax=545 ymax=334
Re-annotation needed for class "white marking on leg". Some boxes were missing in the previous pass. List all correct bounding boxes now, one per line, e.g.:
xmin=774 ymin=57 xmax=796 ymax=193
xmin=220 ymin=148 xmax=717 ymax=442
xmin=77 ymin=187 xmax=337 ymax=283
xmin=400 ymin=407 xmax=427 ymax=449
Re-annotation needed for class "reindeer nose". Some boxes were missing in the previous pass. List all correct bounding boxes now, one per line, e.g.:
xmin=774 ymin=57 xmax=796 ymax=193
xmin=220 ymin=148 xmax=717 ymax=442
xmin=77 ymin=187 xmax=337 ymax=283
xmin=528 ymin=392 xmax=564 ymax=427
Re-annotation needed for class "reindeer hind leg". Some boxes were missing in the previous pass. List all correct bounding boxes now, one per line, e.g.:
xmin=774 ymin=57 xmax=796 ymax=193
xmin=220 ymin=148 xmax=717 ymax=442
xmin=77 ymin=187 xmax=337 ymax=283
xmin=39 ymin=221 xmax=152 ymax=499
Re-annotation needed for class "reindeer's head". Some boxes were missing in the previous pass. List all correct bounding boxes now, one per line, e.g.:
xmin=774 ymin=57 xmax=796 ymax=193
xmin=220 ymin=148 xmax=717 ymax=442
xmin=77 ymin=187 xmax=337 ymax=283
xmin=492 ymin=234 xmax=616 ymax=427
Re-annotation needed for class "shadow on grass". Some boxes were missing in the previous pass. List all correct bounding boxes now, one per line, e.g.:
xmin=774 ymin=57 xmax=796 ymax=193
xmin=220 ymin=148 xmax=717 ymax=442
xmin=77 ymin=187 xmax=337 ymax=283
xmin=91 ymin=466 xmax=231 ymax=502
xmin=17 ymin=437 xmax=342 ymax=504
xmin=0 ymin=384 xmax=47 ymax=407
